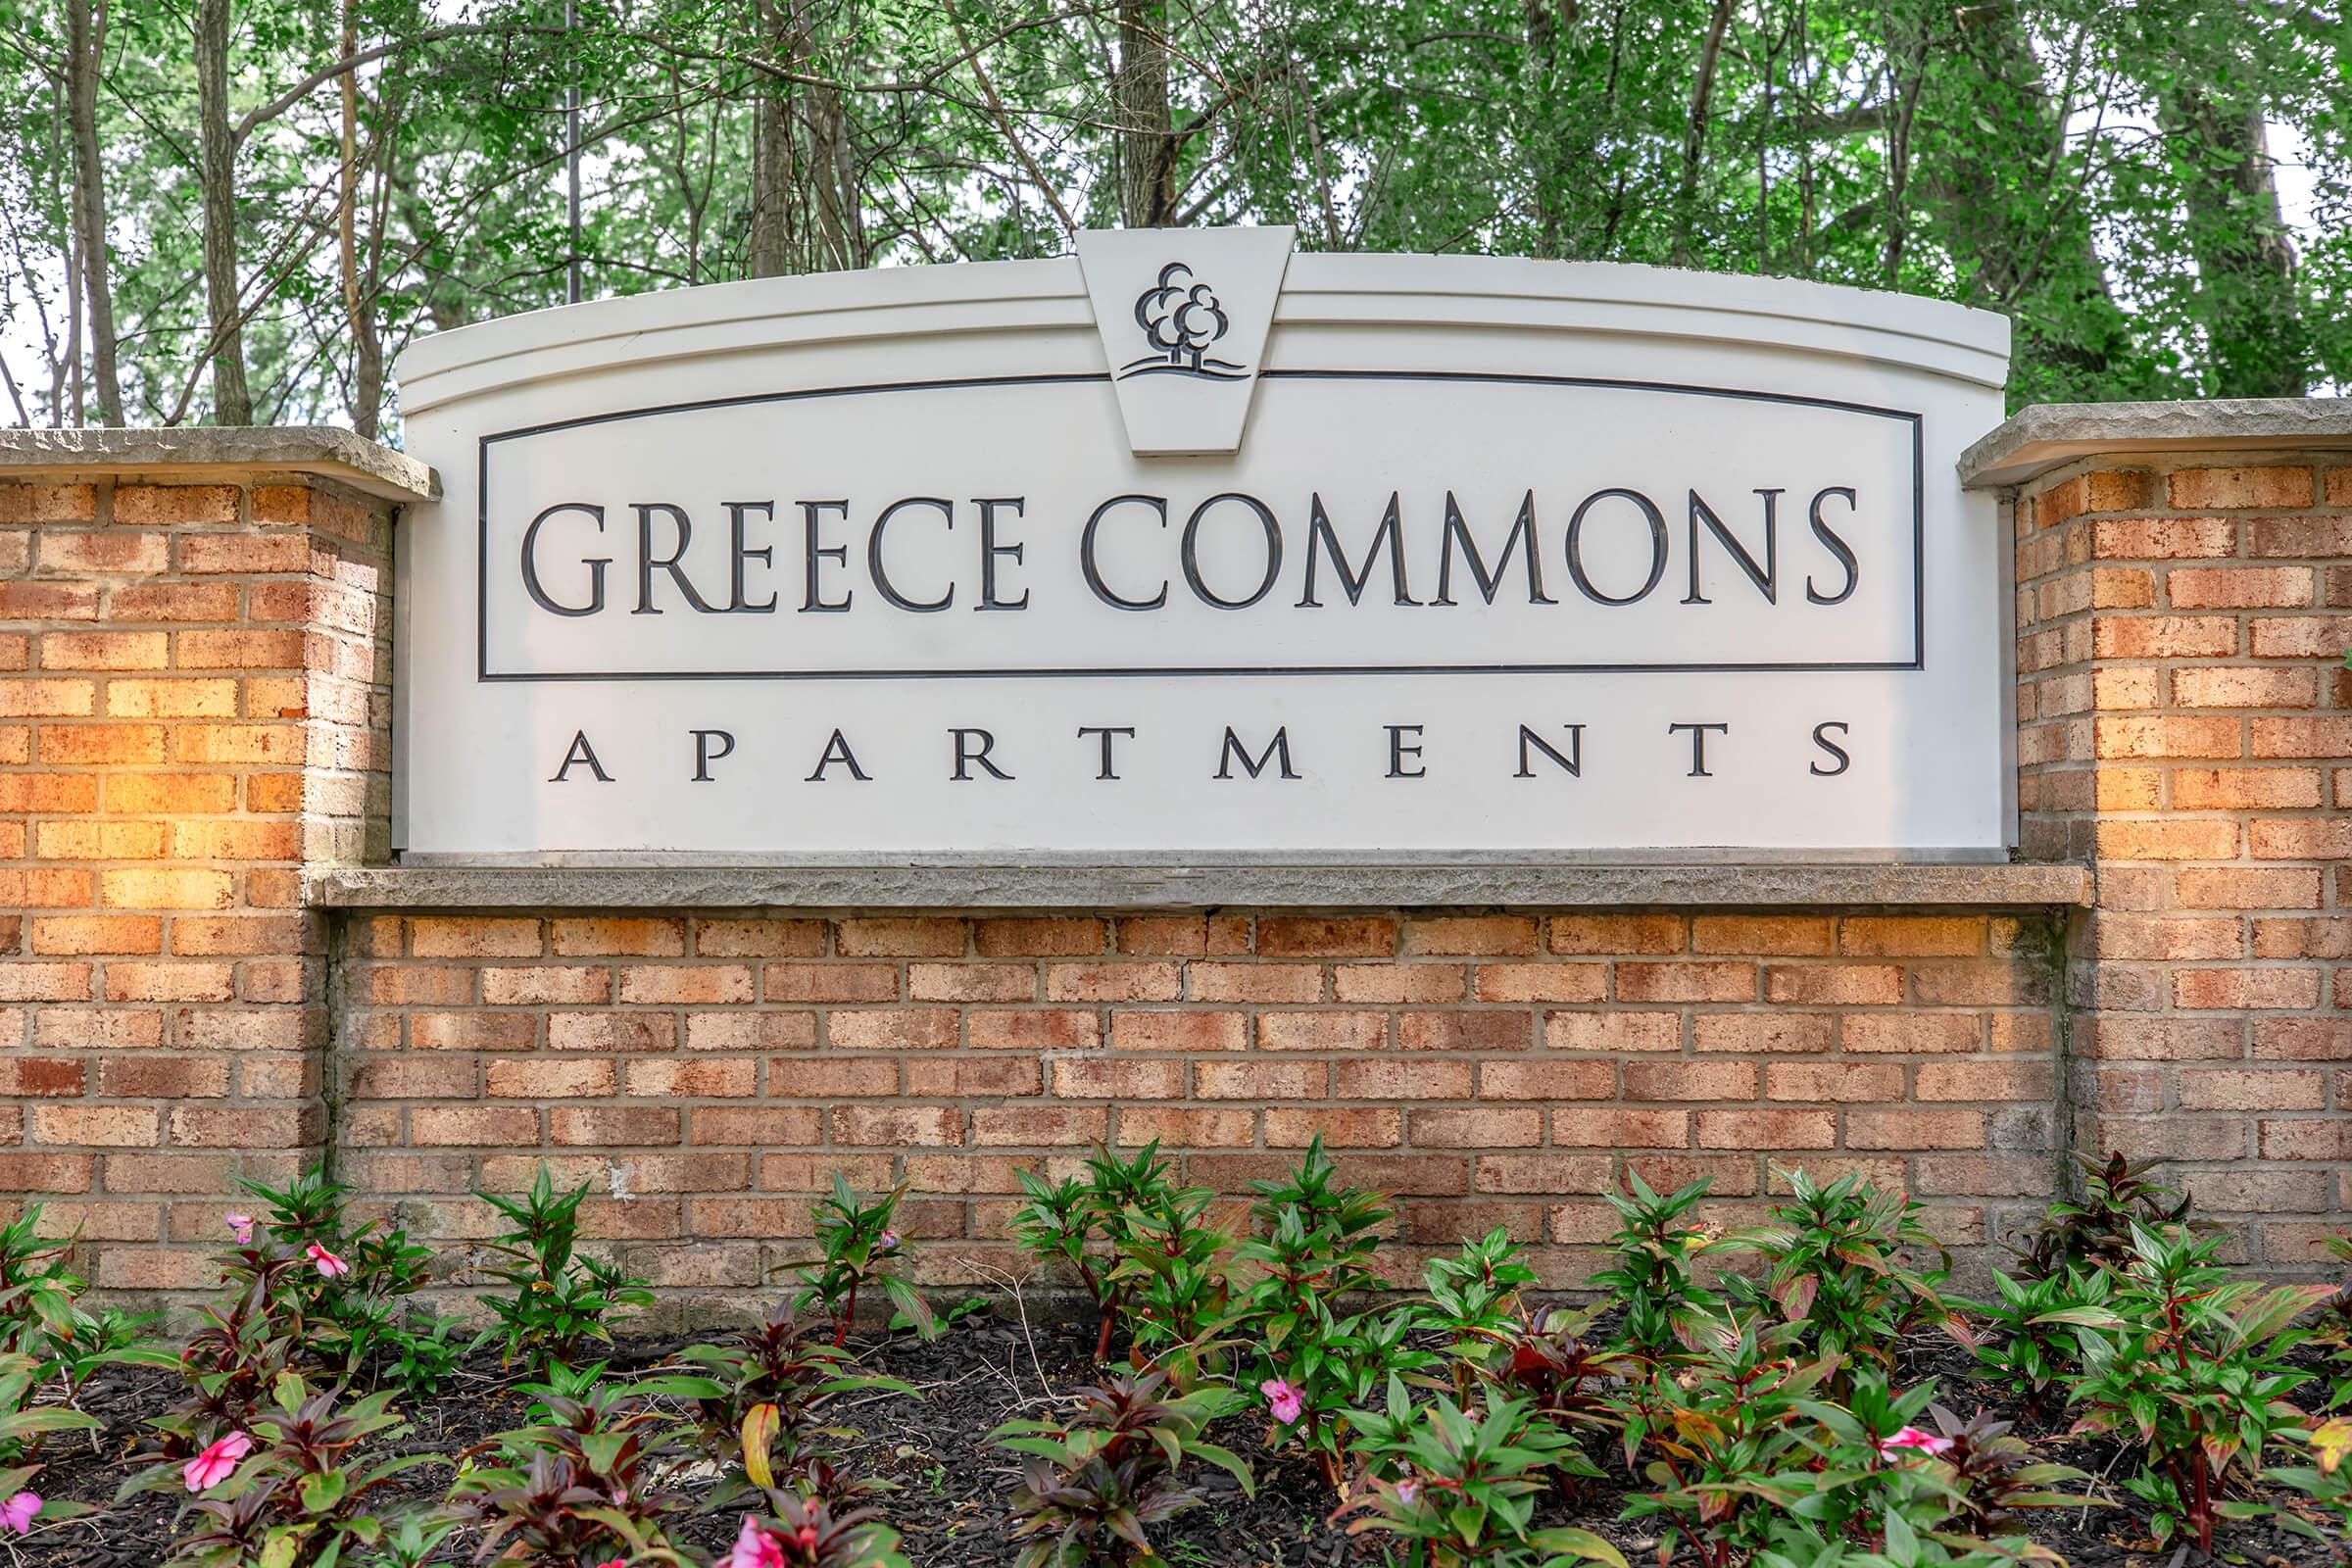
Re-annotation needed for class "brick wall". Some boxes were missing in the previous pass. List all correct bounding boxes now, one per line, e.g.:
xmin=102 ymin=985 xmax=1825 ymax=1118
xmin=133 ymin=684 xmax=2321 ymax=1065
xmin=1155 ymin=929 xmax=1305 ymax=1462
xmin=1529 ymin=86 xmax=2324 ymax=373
xmin=336 ymin=910 xmax=2060 ymax=1311
xmin=2015 ymin=456 xmax=2352 ymax=1269
xmin=0 ymin=472 xmax=393 ymax=1293
xmin=5 ymin=428 xmax=2349 ymax=1314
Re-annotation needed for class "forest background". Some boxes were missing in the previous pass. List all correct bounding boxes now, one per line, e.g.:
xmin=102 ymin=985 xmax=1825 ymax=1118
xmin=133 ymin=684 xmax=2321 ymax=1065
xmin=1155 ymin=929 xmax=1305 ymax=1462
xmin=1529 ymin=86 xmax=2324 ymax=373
xmin=0 ymin=0 xmax=2344 ymax=443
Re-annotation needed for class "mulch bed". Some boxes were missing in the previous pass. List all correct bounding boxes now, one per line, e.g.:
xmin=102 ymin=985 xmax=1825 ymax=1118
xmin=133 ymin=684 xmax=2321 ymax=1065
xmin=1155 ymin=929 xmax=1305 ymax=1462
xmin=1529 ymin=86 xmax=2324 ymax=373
xmin=10 ymin=1304 xmax=2342 ymax=1567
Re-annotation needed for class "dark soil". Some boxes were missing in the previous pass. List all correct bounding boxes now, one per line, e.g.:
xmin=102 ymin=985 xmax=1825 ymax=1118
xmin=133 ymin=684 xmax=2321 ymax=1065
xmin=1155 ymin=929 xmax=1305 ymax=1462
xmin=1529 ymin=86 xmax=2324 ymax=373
xmin=11 ymin=1309 xmax=2344 ymax=1567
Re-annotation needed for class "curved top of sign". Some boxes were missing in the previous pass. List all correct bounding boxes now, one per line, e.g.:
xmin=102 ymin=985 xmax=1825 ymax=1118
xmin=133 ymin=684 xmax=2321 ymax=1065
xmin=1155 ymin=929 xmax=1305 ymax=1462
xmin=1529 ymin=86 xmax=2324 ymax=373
xmin=395 ymin=233 xmax=2013 ymax=441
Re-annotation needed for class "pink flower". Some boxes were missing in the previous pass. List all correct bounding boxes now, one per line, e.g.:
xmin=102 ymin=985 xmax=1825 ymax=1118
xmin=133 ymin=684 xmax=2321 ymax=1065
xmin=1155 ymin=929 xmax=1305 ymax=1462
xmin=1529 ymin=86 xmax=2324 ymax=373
xmin=1878 ymin=1426 xmax=1955 ymax=1461
xmin=1395 ymin=1477 xmax=1420 ymax=1506
xmin=1259 ymin=1376 xmax=1303 ymax=1425
xmin=306 ymin=1243 xmax=350 ymax=1279
xmin=876 ymin=1229 xmax=900 ymax=1252
xmin=0 ymin=1493 xmax=39 ymax=1535
xmin=182 ymin=1431 xmax=251 ymax=1492
xmin=225 ymin=1213 xmax=254 ymax=1245
xmin=592 ymin=1560 xmax=629 ymax=1568
xmin=726 ymin=1516 xmax=785 ymax=1568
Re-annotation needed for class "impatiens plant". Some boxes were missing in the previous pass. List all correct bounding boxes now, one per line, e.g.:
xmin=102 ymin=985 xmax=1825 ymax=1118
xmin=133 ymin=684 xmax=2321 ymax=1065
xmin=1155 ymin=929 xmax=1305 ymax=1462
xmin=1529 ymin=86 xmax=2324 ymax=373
xmin=1583 ymin=1171 xmax=1724 ymax=1358
xmin=721 ymin=1490 xmax=912 ymax=1568
xmin=1227 ymin=1138 xmax=1423 ymax=1486
xmin=1011 ymin=1142 xmax=1198 ymax=1362
xmin=1615 ymin=1320 xmax=1830 ymax=1568
xmin=993 ymin=1369 xmax=1251 ymax=1567
xmin=677 ymin=1302 xmax=909 ymax=1507
xmin=0 ymin=1351 xmax=99 ymax=1541
xmin=2065 ymin=1220 xmax=2332 ymax=1553
xmin=450 ymin=1360 xmax=724 ymax=1565
xmin=2010 ymin=1150 xmax=2197 ymax=1281
xmin=1332 ymin=1393 xmax=1626 ymax=1568
xmin=1419 ymin=1228 xmax=1541 ymax=1396
xmin=787 ymin=1176 xmax=933 ymax=1347
xmin=472 ymin=1163 xmax=656 ymax=1372
xmin=1970 ymin=1265 xmax=2113 ymax=1422
xmin=0 ymin=1206 xmax=172 ymax=1438
xmin=123 ymin=1373 xmax=438 ymax=1568
xmin=2269 ymin=1417 xmax=2352 ymax=1562
xmin=1102 ymin=1175 xmax=1232 ymax=1376
xmin=1716 ymin=1167 xmax=1967 ymax=1390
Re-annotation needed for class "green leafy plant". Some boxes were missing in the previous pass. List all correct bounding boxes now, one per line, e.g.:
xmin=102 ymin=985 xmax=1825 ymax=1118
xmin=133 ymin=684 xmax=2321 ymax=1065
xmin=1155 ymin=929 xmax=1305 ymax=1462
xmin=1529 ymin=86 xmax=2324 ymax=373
xmin=1226 ymin=1138 xmax=1410 ymax=1486
xmin=1419 ymin=1227 xmax=1541 ymax=1397
xmin=1012 ymin=1143 xmax=1202 ymax=1363
xmin=124 ymin=1372 xmax=437 ymax=1568
xmin=0 ymin=1351 xmax=99 ymax=1539
xmin=2065 ymin=1220 xmax=2331 ymax=1553
xmin=0 ymin=1206 xmax=171 ymax=1446
xmin=787 ymin=1176 xmax=934 ymax=1347
xmin=993 ymin=1369 xmax=1251 ymax=1567
xmin=471 ymin=1164 xmax=655 ymax=1372
xmin=1332 ymin=1393 xmax=1626 ymax=1568
xmin=1584 ymin=1171 xmax=1724 ymax=1358
xmin=1970 ymin=1265 xmax=2113 ymax=1422
xmin=1102 ymin=1174 xmax=1231 ymax=1377
xmin=449 ymin=1360 xmax=722 ymax=1566
xmin=724 ymin=1489 xmax=915 ymax=1568
xmin=2010 ymin=1150 xmax=2195 ymax=1281
xmin=1615 ymin=1320 xmax=1831 ymax=1568
xmin=1717 ymin=1167 xmax=1966 ymax=1388
xmin=676 ymin=1302 xmax=909 ymax=1507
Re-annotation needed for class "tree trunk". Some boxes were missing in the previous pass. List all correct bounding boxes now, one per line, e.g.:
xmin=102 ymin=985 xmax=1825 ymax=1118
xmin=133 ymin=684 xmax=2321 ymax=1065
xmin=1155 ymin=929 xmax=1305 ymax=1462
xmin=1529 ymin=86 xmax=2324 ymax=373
xmin=2168 ymin=90 xmax=2305 ymax=398
xmin=197 ymin=0 xmax=252 ymax=424
xmin=65 ymin=0 xmax=122 ymax=425
xmin=1674 ymin=0 xmax=1734 ymax=266
xmin=747 ymin=0 xmax=796 ymax=276
xmin=1114 ymin=0 xmax=1175 ymax=227
xmin=339 ymin=0 xmax=382 ymax=438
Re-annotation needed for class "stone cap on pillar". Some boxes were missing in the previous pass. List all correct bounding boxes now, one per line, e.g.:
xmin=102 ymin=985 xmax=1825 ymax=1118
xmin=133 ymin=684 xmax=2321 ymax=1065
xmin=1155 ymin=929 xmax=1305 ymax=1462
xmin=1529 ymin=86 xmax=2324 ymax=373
xmin=0 ymin=426 xmax=439 ymax=503
xmin=1960 ymin=397 xmax=2352 ymax=490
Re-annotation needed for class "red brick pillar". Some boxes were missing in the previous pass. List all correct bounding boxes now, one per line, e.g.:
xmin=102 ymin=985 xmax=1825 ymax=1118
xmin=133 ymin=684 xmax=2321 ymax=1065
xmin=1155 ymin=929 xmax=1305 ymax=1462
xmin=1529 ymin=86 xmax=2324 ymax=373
xmin=0 ymin=434 xmax=427 ymax=1298
xmin=1996 ymin=414 xmax=2352 ymax=1274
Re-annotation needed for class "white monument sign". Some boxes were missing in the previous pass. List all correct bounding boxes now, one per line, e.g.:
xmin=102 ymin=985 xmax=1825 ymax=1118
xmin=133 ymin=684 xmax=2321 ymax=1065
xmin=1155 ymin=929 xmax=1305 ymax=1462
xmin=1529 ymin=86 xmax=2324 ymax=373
xmin=392 ymin=231 xmax=2013 ymax=860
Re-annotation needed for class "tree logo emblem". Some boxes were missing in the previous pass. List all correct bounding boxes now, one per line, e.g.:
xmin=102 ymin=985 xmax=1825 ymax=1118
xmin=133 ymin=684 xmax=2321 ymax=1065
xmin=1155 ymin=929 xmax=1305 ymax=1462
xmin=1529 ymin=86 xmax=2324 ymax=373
xmin=1120 ymin=262 xmax=1249 ymax=380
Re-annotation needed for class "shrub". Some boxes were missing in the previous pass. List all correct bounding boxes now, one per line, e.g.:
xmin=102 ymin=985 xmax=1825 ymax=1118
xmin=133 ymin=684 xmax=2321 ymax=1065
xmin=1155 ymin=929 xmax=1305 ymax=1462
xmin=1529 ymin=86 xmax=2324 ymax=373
xmin=787 ymin=1176 xmax=933 ymax=1347
xmin=1332 ymin=1392 xmax=1626 ymax=1568
xmin=723 ymin=1491 xmax=914 ymax=1568
xmin=0 ymin=1351 xmax=99 ymax=1538
xmin=1583 ymin=1172 xmax=1723 ymax=1358
xmin=1103 ymin=1176 xmax=1231 ymax=1377
xmin=0 ymin=1206 xmax=172 ymax=1435
xmin=993 ymin=1369 xmax=1250 ymax=1567
xmin=472 ymin=1164 xmax=655 ymax=1373
xmin=1012 ymin=1142 xmax=1202 ymax=1363
xmin=2065 ymin=1220 xmax=2332 ymax=1553
xmin=1717 ymin=1167 xmax=1965 ymax=1387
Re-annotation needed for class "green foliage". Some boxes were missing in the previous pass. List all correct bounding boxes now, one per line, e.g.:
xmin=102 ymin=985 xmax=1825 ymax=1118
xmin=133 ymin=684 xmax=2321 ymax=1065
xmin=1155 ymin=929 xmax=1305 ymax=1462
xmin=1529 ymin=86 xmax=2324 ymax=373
xmin=1420 ymin=1226 xmax=1543 ymax=1390
xmin=1970 ymin=1266 xmax=2113 ymax=1421
xmin=993 ymin=1369 xmax=1252 ymax=1568
xmin=1717 ymin=1167 xmax=1965 ymax=1388
xmin=674 ymin=1301 xmax=909 ymax=1508
xmin=2064 ymin=1220 xmax=2332 ymax=1553
xmin=0 ymin=1205 xmax=171 ymax=1434
xmin=1332 ymin=1393 xmax=1627 ymax=1568
xmin=787 ymin=1176 xmax=933 ymax=1348
xmin=2267 ymin=1416 xmax=2352 ymax=1563
xmin=727 ymin=1490 xmax=915 ymax=1568
xmin=0 ymin=1350 xmax=99 ymax=1535
xmin=1615 ymin=1320 xmax=1834 ymax=1568
xmin=1584 ymin=1172 xmax=1723 ymax=1359
xmin=448 ymin=1360 xmax=724 ymax=1567
xmin=2010 ymin=1150 xmax=2195 ymax=1281
xmin=129 ymin=1372 xmax=439 ymax=1568
xmin=470 ymin=1163 xmax=655 ymax=1374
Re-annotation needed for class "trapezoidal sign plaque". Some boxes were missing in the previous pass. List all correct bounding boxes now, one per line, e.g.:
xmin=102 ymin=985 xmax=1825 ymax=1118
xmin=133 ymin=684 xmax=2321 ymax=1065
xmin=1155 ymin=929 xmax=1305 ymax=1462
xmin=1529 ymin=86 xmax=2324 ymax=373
xmin=393 ymin=233 xmax=2013 ymax=861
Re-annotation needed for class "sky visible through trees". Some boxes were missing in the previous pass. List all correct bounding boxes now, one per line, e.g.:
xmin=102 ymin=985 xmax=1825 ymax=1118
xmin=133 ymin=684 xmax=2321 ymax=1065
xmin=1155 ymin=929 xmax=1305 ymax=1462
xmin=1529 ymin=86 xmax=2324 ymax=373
xmin=0 ymin=0 xmax=2345 ymax=441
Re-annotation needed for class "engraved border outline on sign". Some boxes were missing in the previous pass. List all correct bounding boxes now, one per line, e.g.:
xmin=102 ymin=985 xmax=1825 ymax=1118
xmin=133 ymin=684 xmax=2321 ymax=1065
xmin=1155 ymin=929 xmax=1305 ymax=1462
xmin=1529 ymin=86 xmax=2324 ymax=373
xmin=474 ymin=369 xmax=1927 ymax=682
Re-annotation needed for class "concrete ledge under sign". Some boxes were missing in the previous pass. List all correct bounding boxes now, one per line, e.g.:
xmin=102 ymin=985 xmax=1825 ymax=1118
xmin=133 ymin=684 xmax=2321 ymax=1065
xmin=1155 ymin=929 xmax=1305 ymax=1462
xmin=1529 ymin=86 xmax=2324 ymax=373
xmin=306 ymin=861 xmax=2093 ymax=911
xmin=1958 ymin=397 xmax=2352 ymax=489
